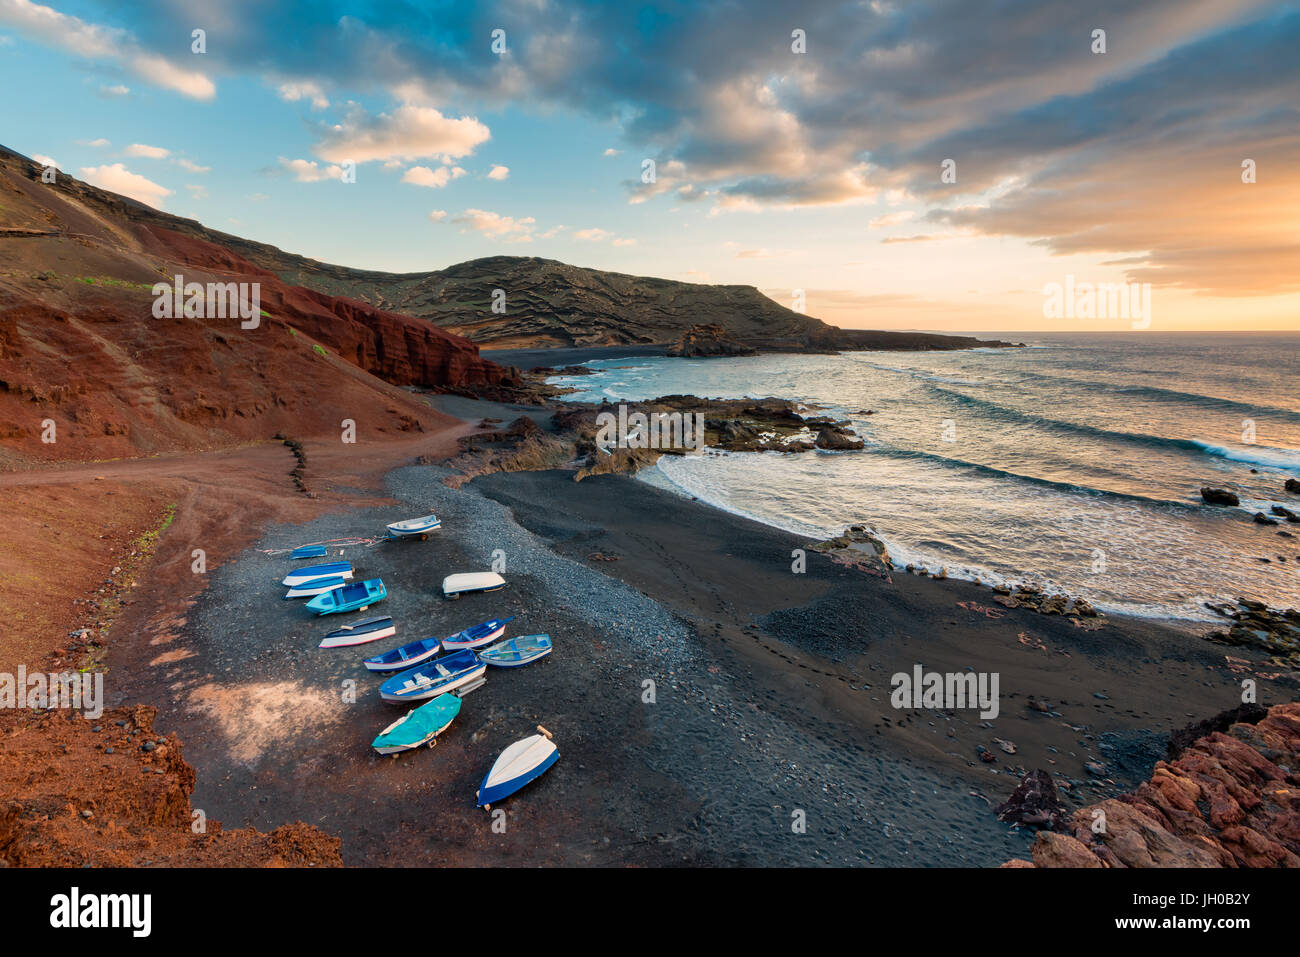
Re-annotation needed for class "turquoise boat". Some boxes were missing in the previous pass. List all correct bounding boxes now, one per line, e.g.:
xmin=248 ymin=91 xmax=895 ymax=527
xmin=305 ymin=579 xmax=386 ymax=615
xmin=477 ymin=634 xmax=552 ymax=668
xmin=372 ymin=694 xmax=462 ymax=755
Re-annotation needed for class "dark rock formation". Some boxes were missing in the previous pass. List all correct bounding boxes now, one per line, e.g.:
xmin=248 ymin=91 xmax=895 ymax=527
xmin=667 ymin=323 xmax=759 ymax=357
xmin=996 ymin=769 xmax=1067 ymax=830
xmin=1167 ymin=703 xmax=1268 ymax=761
xmin=1201 ymin=487 xmax=1240 ymax=506
xmin=1203 ymin=597 xmax=1300 ymax=667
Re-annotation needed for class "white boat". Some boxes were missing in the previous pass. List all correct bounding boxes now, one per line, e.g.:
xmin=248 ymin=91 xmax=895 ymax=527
xmin=282 ymin=562 xmax=353 ymax=587
xmin=442 ymin=571 xmax=506 ymax=599
xmin=476 ymin=726 xmax=558 ymax=808
xmin=319 ymin=616 xmax=396 ymax=649
xmin=284 ymin=575 xmax=348 ymax=598
xmin=386 ymin=514 xmax=441 ymax=539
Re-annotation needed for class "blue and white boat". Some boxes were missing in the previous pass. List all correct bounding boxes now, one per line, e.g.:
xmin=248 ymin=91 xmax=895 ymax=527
xmin=283 ymin=561 xmax=353 ymax=587
xmin=290 ymin=545 xmax=328 ymax=560
xmin=284 ymin=575 xmax=347 ymax=598
xmin=440 ymin=616 xmax=514 ymax=650
xmin=477 ymin=634 xmax=552 ymax=668
xmin=305 ymin=579 xmax=386 ymax=616
xmin=379 ymin=650 xmax=485 ymax=703
xmin=319 ymin=615 xmax=395 ymax=649
xmin=363 ymin=635 xmax=443 ymax=673
xmin=386 ymin=514 xmax=441 ymax=539
xmin=476 ymin=726 xmax=558 ymax=808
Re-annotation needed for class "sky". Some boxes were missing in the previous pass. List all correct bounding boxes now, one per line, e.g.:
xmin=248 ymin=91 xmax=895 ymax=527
xmin=1 ymin=0 xmax=1298 ymax=332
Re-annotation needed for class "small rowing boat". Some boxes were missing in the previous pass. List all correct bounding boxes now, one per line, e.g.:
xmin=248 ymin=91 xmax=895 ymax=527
xmin=440 ymin=616 xmax=514 ymax=650
xmin=283 ymin=561 xmax=352 ymax=587
xmin=386 ymin=514 xmax=441 ymax=539
xmin=379 ymin=649 xmax=486 ymax=703
xmin=305 ymin=579 xmax=386 ymax=616
xmin=284 ymin=575 xmax=347 ymax=598
xmin=319 ymin=615 xmax=395 ymax=649
xmin=290 ymin=545 xmax=328 ymax=560
xmin=477 ymin=633 xmax=552 ymax=668
xmin=371 ymin=694 xmax=461 ymax=755
xmin=476 ymin=726 xmax=558 ymax=808
xmin=442 ymin=571 xmax=505 ymax=599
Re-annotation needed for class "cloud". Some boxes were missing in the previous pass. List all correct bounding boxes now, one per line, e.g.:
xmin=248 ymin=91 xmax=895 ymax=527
xmin=451 ymin=208 xmax=535 ymax=242
xmin=869 ymin=211 xmax=914 ymax=228
xmin=278 ymin=81 xmax=329 ymax=109
xmin=79 ymin=162 xmax=172 ymax=208
xmin=486 ymin=164 xmax=509 ymax=181
xmin=174 ymin=158 xmax=210 ymax=173
xmin=573 ymin=228 xmax=612 ymax=241
xmin=612 ymin=237 xmax=637 ymax=246
xmin=78 ymin=138 xmax=110 ymax=148
xmin=31 ymin=153 xmax=58 ymax=169
xmin=603 ymin=148 xmax=621 ymax=156
xmin=98 ymin=83 xmax=130 ymax=97
xmin=402 ymin=165 xmax=466 ymax=188
xmin=124 ymin=143 xmax=169 ymax=159
xmin=185 ymin=184 xmax=207 ymax=199
xmin=278 ymin=157 xmax=345 ymax=183
xmin=313 ymin=104 xmax=490 ymax=165
xmin=0 ymin=0 xmax=217 ymax=100
xmin=428 ymin=209 xmax=447 ymax=222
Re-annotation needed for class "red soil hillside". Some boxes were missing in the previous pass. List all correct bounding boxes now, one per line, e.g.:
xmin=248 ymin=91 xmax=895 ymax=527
xmin=0 ymin=146 xmax=521 ymax=468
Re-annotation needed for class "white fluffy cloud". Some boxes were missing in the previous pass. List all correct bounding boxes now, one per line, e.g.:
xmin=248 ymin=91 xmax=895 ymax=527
xmin=313 ymin=104 xmax=490 ymax=165
xmin=486 ymin=164 xmax=509 ymax=180
xmin=451 ymin=208 xmax=535 ymax=242
xmin=401 ymin=165 xmax=466 ymax=188
xmin=79 ymin=163 xmax=172 ymax=208
xmin=124 ymin=143 xmax=169 ymax=159
xmin=574 ymin=228 xmax=612 ymax=241
xmin=278 ymin=81 xmax=329 ymax=109
xmin=279 ymin=157 xmax=344 ymax=183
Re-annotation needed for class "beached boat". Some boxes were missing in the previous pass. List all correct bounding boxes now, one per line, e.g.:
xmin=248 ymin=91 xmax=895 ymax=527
xmin=443 ymin=571 xmax=506 ymax=599
xmin=476 ymin=726 xmax=558 ymax=808
xmin=379 ymin=649 xmax=486 ymax=703
xmin=477 ymin=633 xmax=552 ymax=668
xmin=440 ymin=616 xmax=514 ymax=650
xmin=306 ymin=579 xmax=386 ymax=616
xmin=371 ymin=694 xmax=461 ymax=755
xmin=362 ymin=617 xmax=513 ymax=671
xmin=363 ymin=635 xmax=442 ymax=673
xmin=283 ymin=575 xmax=347 ymax=598
xmin=283 ymin=561 xmax=353 ymax=587
xmin=386 ymin=514 xmax=441 ymax=539
xmin=290 ymin=545 xmax=328 ymax=560
xmin=319 ymin=615 xmax=395 ymax=649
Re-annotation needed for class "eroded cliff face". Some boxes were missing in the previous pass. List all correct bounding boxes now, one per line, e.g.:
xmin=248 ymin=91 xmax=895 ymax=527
xmin=0 ymin=148 xmax=522 ymax=465
xmin=1004 ymin=702 xmax=1300 ymax=868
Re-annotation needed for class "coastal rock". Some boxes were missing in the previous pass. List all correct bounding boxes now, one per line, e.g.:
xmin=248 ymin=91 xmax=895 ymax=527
xmin=1271 ymin=505 xmax=1299 ymax=522
xmin=996 ymin=769 xmax=1066 ymax=830
xmin=1003 ymin=702 xmax=1300 ymax=867
xmin=1286 ymin=478 xmax=1300 ymax=494
xmin=813 ymin=427 xmax=865 ymax=451
xmin=1203 ymin=597 xmax=1300 ymax=667
xmin=1200 ymin=487 xmax=1240 ymax=506
xmin=1254 ymin=512 xmax=1279 ymax=526
xmin=666 ymin=323 xmax=759 ymax=358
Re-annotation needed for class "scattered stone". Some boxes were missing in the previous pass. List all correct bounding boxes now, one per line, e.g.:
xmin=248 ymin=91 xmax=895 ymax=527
xmin=995 ymin=769 xmax=1066 ymax=831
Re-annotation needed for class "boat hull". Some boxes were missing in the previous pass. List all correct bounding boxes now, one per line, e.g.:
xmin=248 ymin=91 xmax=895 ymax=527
xmin=379 ymin=651 xmax=486 ymax=703
xmin=283 ymin=562 xmax=353 ymax=587
xmin=319 ymin=616 xmax=396 ymax=649
xmin=306 ymin=579 xmax=386 ymax=616
xmin=478 ymin=634 xmax=552 ymax=668
xmin=442 ymin=572 xmax=506 ymax=598
xmin=476 ymin=736 xmax=558 ymax=806
xmin=284 ymin=576 xmax=347 ymax=598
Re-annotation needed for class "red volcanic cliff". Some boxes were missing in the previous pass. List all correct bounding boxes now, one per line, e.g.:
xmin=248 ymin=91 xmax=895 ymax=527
xmin=1004 ymin=702 xmax=1300 ymax=868
xmin=0 ymin=147 xmax=522 ymax=465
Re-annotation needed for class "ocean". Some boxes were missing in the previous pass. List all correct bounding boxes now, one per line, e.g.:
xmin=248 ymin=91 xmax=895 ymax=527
xmin=548 ymin=332 xmax=1300 ymax=622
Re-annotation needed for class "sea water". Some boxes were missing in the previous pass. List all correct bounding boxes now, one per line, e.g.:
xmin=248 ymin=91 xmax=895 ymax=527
xmin=548 ymin=332 xmax=1300 ymax=621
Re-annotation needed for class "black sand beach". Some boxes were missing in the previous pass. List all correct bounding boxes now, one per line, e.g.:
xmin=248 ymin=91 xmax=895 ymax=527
xmin=107 ymin=430 xmax=1296 ymax=866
